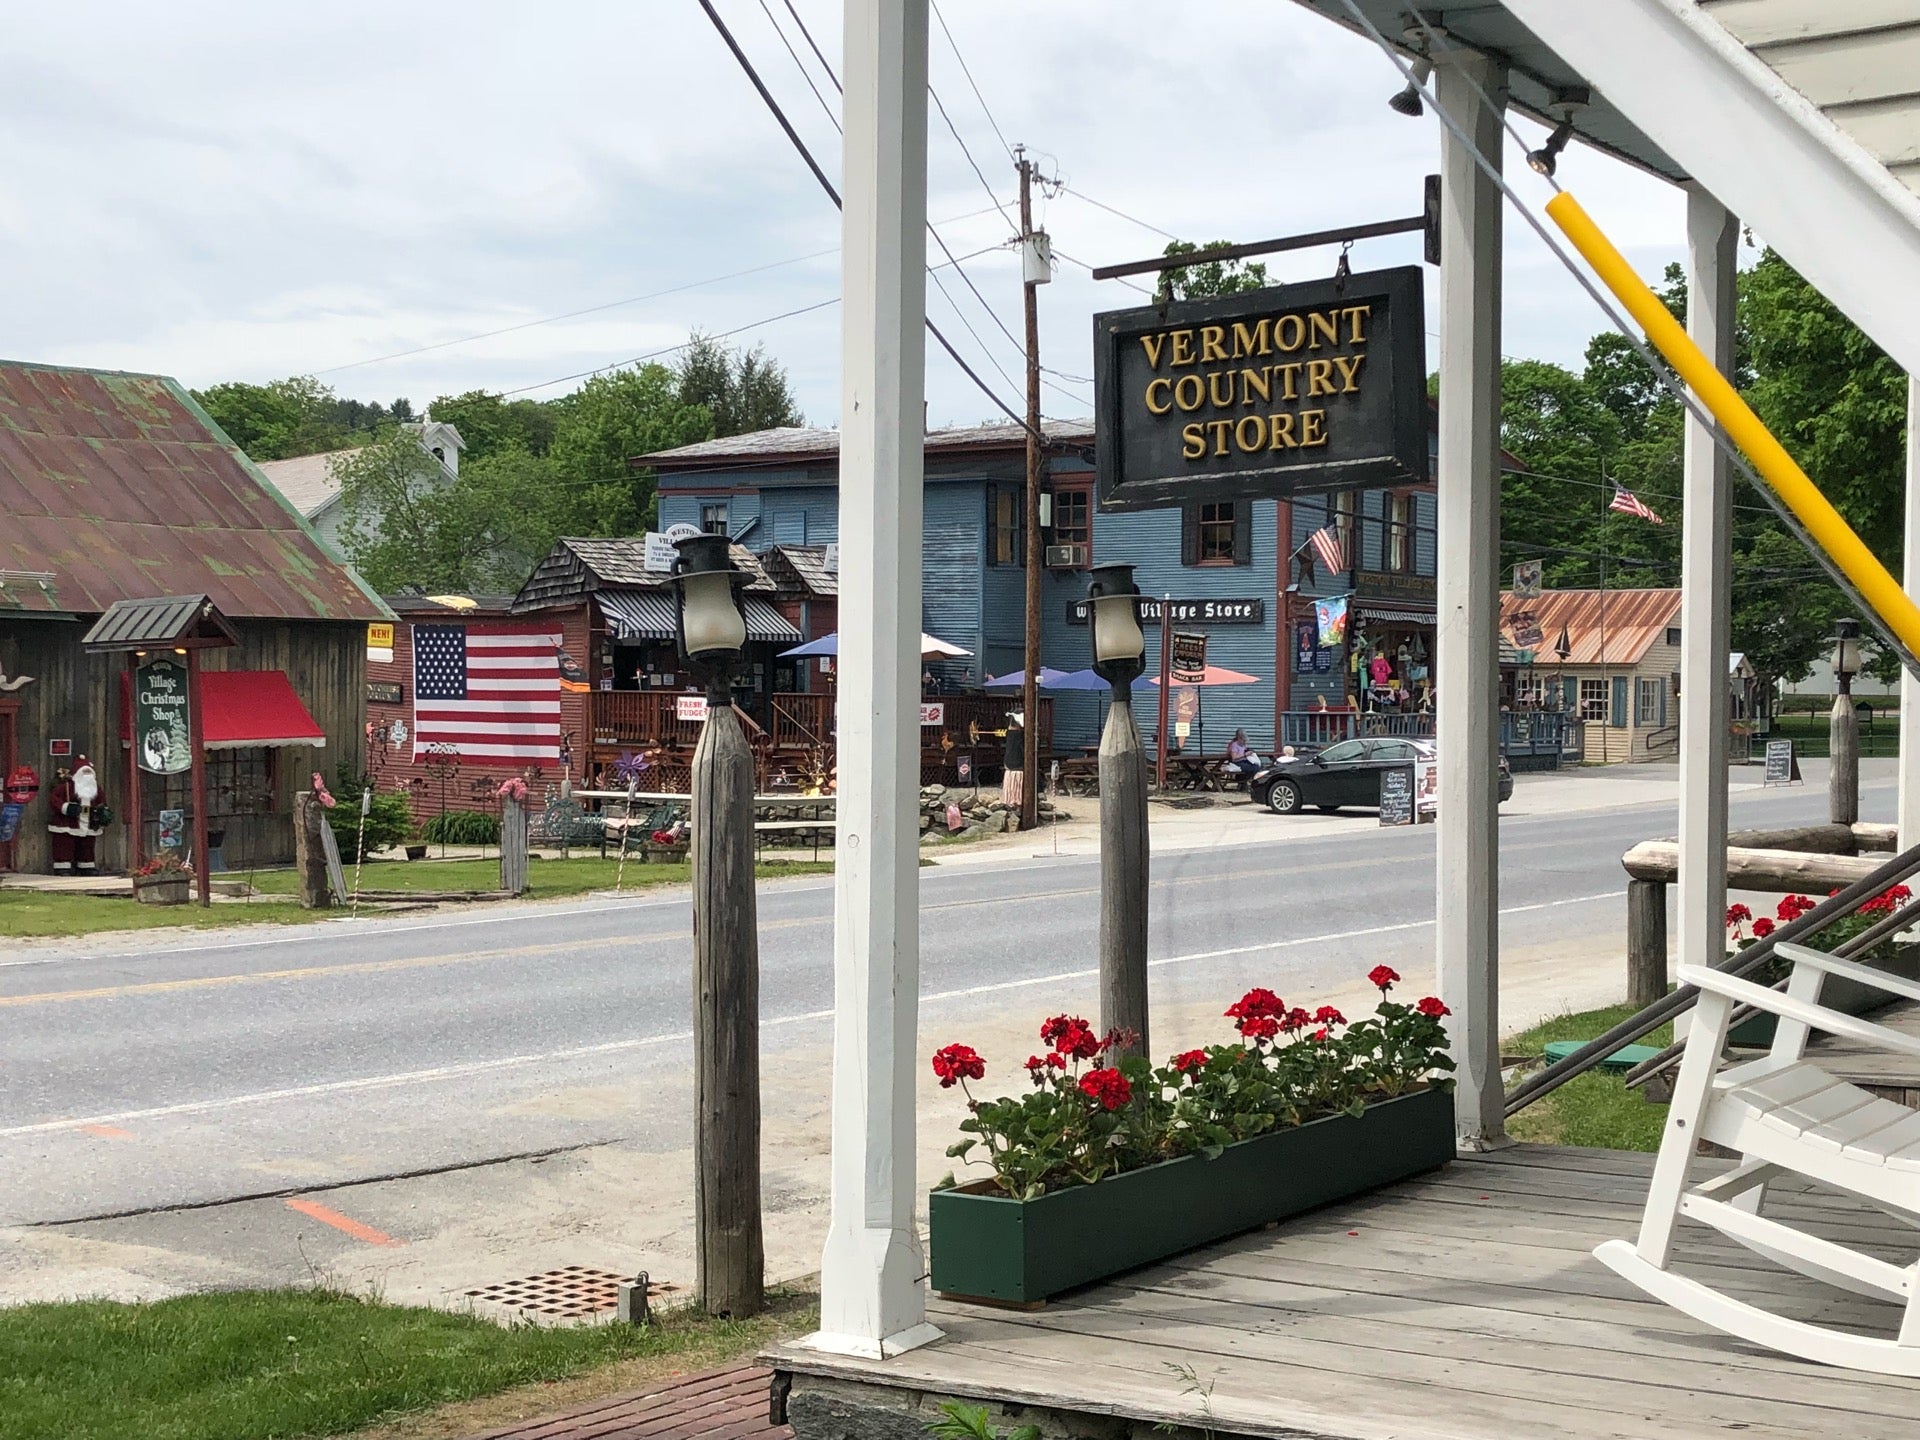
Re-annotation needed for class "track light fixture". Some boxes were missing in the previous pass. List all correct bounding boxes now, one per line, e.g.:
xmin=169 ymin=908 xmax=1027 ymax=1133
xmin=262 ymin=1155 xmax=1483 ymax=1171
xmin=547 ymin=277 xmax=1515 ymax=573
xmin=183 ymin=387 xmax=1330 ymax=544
xmin=1527 ymin=118 xmax=1576 ymax=178
xmin=1388 ymin=57 xmax=1431 ymax=117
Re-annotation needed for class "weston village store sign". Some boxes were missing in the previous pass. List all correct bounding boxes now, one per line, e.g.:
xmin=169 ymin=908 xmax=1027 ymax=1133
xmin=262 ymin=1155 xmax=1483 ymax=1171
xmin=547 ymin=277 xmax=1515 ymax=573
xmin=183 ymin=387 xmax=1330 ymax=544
xmin=1093 ymin=266 xmax=1426 ymax=510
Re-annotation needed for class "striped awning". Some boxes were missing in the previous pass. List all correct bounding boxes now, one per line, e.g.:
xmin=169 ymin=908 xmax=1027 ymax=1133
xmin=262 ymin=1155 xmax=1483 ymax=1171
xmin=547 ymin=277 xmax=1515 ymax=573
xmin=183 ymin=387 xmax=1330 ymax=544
xmin=1354 ymin=603 xmax=1435 ymax=626
xmin=596 ymin=589 xmax=799 ymax=643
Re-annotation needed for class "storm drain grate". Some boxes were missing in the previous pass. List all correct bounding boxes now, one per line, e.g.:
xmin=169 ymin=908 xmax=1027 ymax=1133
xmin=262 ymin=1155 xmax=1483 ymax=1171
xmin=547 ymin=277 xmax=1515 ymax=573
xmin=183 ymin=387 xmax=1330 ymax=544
xmin=465 ymin=1266 xmax=679 ymax=1320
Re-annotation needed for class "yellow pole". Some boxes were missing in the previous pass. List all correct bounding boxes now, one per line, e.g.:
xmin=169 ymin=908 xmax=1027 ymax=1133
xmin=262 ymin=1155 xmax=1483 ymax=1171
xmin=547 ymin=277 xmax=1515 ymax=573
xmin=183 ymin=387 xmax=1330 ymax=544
xmin=1544 ymin=190 xmax=1920 ymax=659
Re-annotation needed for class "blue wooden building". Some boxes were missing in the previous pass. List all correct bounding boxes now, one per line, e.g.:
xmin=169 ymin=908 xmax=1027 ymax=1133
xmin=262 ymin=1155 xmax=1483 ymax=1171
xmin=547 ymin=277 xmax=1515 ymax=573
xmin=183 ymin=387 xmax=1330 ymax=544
xmin=642 ymin=419 xmax=1451 ymax=756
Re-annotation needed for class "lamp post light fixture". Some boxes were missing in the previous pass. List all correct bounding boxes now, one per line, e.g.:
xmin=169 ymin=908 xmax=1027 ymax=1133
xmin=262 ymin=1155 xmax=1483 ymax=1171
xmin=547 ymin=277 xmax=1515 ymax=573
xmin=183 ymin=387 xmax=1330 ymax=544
xmin=670 ymin=531 xmax=764 ymax=1318
xmin=1087 ymin=563 xmax=1147 ymax=703
xmin=1831 ymin=617 xmax=1863 ymax=827
xmin=1087 ymin=564 xmax=1150 ymax=1060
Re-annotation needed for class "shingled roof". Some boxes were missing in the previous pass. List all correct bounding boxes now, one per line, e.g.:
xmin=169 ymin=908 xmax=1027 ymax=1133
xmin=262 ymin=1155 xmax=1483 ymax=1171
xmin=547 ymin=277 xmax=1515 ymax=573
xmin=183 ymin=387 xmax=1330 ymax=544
xmin=0 ymin=361 xmax=388 ymax=622
xmin=511 ymin=536 xmax=776 ymax=613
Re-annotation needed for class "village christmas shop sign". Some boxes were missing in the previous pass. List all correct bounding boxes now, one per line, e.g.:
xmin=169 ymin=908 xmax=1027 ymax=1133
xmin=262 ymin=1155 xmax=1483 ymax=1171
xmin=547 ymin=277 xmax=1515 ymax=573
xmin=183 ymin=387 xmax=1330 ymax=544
xmin=135 ymin=656 xmax=192 ymax=775
xmin=1093 ymin=266 xmax=1426 ymax=510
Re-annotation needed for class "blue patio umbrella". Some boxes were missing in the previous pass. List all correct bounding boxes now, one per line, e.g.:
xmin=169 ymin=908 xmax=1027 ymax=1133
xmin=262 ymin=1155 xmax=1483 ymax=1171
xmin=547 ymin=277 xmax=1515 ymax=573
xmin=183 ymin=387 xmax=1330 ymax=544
xmin=781 ymin=631 xmax=971 ymax=660
xmin=984 ymin=665 xmax=1086 ymax=689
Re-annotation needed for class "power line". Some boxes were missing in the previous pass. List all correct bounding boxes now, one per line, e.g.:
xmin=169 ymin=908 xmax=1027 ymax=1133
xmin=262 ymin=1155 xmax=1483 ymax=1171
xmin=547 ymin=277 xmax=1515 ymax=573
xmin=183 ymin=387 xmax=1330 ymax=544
xmin=697 ymin=0 xmax=1042 ymax=439
xmin=1056 ymin=186 xmax=1184 ymax=244
xmin=1051 ymin=244 xmax=1155 ymax=297
xmin=756 ymin=0 xmax=840 ymax=133
xmin=930 ymin=0 xmax=1014 ymax=159
xmin=781 ymin=0 xmax=841 ymax=92
xmin=930 ymin=84 xmax=1017 ymax=229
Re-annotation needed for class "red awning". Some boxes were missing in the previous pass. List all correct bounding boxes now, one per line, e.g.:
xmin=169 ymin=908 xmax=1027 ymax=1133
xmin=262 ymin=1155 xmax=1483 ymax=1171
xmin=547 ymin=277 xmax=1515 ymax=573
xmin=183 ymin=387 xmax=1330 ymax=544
xmin=200 ymin=670 xmax=327 ymax=750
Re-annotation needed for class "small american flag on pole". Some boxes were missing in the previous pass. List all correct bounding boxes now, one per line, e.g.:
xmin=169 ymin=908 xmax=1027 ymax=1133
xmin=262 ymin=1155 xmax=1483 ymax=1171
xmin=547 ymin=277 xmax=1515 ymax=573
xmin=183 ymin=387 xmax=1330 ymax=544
xmin=413 ymin=623 xmax=563 ymax=766
xmin=1609 ymin=482 xmax=1663 ymax=525
xmin=1308 ymin=524 xmax=1349 ymax=576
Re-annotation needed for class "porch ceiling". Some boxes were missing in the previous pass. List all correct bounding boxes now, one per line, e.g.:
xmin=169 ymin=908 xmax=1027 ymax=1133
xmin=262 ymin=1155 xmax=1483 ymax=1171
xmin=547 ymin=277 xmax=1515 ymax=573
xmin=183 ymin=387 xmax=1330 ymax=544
xmin=1287 ymin=0 xmax=1689 ymax=180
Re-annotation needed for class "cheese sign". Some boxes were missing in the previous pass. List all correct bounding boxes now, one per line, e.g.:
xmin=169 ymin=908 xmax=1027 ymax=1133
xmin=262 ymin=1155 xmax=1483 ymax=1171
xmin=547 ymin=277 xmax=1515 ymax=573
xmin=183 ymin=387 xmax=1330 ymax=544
xmin=1094 ymin=266 xmax=1426 ymax=510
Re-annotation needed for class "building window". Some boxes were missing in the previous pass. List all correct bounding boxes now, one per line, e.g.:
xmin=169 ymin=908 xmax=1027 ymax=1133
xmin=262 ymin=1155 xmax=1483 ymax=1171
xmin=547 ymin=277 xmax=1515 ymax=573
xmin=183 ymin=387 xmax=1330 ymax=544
xmin=1387 ymin=492 xmax=1411 ymax=573
xmin=1050 ymin=482 xmax=1091 ymax=562
xmin=989 ymin=485 xmax=1022 ymax=567
xmin=1579 ymin=678 xmax=1610 ymax=721
xmin=1637 ymin=676 xmax=1665 ymax=725
xmin=1664 ymin=626 xmax=1681 ymax=646
xmin=1514 ymin=676 xmax=1548 ymax=707
xmin=700 ymin=502 xmax=729 ymax=536
xmin=1199 ymin=503 xmax=1236 ymax=562
xmin=1333 ymin=490 xmax=1356 ymax=558
xmin=1181 ymin=501 xmax=1250 ymax=566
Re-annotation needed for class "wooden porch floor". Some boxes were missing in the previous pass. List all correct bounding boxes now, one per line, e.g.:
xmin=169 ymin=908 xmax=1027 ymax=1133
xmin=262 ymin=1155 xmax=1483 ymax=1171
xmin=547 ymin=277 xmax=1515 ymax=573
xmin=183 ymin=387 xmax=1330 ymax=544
xmin=769 ymin=1145 xmax=1920 ymax=1440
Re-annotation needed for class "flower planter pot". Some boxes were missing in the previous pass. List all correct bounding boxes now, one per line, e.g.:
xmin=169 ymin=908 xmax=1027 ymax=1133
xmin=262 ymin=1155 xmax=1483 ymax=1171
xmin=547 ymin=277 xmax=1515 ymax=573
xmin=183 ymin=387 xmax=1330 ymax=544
xmin=404 ymin=844 xmax=428 ymax=861
xmin=929 ymin=1085 xmax=1453 ymax=1305
xmin=1729 ymin=944 xmax=1920 ymax=1047
xmin=133 ymin=876 xmax=190 ymax=906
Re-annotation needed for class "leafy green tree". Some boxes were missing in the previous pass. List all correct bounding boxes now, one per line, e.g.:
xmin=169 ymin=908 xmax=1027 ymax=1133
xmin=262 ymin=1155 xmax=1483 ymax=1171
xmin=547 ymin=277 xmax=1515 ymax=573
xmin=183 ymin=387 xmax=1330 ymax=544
xmin=195 ymin=376 xmax=353 ymax=460
xmin=1155 ymin=241 xmax=1269 ymax=301
xmin=334 ymin=429 xmax=481 ymax=592
xmin=425 ymin=390 xmax=559 ymax=460
xmin=547 ymin=363 xmax=711 ymax=535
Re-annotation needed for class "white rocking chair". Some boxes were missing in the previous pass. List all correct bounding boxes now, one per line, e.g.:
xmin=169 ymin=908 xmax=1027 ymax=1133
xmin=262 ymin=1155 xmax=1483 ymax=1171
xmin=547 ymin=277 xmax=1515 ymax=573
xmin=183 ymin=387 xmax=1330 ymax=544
xmin=1596 ymin=941 xmax=1920 ymax=1373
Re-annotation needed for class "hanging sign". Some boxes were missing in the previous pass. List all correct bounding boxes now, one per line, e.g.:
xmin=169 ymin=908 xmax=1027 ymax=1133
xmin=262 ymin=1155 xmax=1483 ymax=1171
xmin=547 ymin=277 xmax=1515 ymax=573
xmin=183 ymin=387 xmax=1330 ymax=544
xmin=134 ymin=655 xmax=192 ymax=775
xmin=0 ymin=804 xmax=21 ymax=844
xmin=367 ymin=622 xmax=395 ymax=662
xmin=1511 ymin=560 xmax=1543 ymax=599
xmin=675 ymin=695 xmax=709 ymax=722
xmin=366 ymin=681 xmax=403 ymax=705
xmin=1067 ymin=597 xmax=1263 ymax=626
xmin=919 ymin=702 xmax=946 ymax=726
xmin=1094 ymin=265 xmax=1426 ymax=511
xmin=158 ymin=808 xmax=185 ymax=849
xmin=643 ymin=532 xmax=679 ymax=574
xmin=956 ymin=754 xmax=974 ymax=784
xmin=1170 ymin=632 xmax=1208 ymax=683
xmin=1510 ymin=611 xmax=1543 ymax=650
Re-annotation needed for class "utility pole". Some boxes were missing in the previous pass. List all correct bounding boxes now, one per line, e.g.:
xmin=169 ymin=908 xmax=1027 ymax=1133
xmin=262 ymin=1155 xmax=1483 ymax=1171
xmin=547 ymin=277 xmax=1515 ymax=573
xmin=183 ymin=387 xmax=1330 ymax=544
xmin=1018 ymin=145 xmax=1044 ymax=834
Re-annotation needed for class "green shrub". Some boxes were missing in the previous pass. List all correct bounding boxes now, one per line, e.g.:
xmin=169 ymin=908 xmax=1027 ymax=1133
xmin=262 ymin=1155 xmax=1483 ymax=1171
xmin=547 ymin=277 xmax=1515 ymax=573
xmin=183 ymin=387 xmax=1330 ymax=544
xmin=325 ymin=765 xmax=415 ymax=862
xmin=422 ymin=809 xmax=500 ymax=846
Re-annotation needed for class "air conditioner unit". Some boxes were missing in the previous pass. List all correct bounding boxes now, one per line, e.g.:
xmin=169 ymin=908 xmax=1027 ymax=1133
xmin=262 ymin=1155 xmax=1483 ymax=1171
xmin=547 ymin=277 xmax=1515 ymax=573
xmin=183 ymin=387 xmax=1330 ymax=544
xmin=1045 ymin=543 xmax=1089 ymax=569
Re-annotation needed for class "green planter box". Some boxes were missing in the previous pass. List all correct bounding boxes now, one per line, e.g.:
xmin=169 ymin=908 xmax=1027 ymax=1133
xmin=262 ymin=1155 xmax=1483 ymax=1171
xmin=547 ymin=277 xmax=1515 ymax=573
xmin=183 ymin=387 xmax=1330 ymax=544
xmin=929 ymin=1086 xmax=1454 ymax=1305
xmin=1728 ymin=944 xmax=1920 ymax=1048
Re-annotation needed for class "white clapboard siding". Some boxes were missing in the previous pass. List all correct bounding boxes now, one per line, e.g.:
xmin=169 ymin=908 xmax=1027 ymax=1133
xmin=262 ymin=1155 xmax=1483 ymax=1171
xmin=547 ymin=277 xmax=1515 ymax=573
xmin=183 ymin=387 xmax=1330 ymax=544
xmin=1704 ymin=0 xmax=1920 ymax=194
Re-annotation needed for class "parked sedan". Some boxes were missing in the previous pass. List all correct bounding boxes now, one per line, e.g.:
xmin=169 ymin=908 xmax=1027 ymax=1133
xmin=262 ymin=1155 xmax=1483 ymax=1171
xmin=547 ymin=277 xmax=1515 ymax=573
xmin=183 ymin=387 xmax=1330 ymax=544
xmin=1251 ymin=738 xmax=1513 ymax=816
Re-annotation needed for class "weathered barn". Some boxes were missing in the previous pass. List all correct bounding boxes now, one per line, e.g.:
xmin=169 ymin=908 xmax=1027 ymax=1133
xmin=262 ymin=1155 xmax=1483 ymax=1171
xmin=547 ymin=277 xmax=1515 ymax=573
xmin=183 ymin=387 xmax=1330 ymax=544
xmin=0 ymin=362 xmax=389 ymax=873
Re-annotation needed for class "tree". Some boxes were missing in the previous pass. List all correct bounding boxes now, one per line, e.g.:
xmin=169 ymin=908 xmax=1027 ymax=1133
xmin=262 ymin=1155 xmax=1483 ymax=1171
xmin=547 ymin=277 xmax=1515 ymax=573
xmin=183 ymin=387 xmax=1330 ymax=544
xmin=1155 ymin=241 xmax=1269 ymax=301
xmin=674 ymin=335 xmax=804 ymax=436
xmin=548 ymin=363 xmax=713 ymax=535
xmin=195 ymin=376 xmax=350 ymax=460
xmin=334 ymin=429 xmax=480 ymax=592
xmin=426 ymin=390 xmax=559 ymax=460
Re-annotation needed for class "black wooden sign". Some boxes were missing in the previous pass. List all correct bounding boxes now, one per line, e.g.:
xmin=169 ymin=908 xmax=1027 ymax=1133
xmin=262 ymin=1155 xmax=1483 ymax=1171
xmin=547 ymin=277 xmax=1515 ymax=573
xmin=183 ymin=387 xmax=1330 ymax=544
xmin=1764 ymin=738 xmax=1800 ymax=785
xmin=1378 ymin=766 xmax=1414 ymax=826
xmin=1094 ymin=266 xmax=1427 ymax=511
xmin=1170 ymin=632 xmax=1208 ymax=683
xmin=367 ymin=681 xmax=404 ymax=705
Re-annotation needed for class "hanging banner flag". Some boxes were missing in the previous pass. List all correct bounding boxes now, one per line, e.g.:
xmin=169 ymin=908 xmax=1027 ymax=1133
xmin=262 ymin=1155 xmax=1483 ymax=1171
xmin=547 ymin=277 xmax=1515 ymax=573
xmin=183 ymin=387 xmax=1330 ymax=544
xmin=1314 ymin=595 xmax=1350 ymax=649
xmin=1170 ymin=632 xmax=1208 ymax=683
xmin=1510 ymin=611 xmax=1543 ymax=649
xmin=1511 ymin=560 xmax=1542 ymax=599
xmin=134 ymin=655 xmax=192 ymax=775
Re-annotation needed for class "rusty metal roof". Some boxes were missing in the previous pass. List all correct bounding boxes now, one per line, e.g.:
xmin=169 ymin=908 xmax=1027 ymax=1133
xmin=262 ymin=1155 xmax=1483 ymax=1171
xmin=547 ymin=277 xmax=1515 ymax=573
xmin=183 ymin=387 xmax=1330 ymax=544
xmin=1501 ymin=588 xmax=1683 ymax=667
xmin=0 ymin=361 xmax=389 ymax=622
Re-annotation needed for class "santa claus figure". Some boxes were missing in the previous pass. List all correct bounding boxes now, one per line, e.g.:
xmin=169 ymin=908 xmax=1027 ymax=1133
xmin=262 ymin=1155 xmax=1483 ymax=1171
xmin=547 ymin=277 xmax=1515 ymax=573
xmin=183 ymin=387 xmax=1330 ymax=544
xmin=48 ymin=756 xmax=110 ymax=874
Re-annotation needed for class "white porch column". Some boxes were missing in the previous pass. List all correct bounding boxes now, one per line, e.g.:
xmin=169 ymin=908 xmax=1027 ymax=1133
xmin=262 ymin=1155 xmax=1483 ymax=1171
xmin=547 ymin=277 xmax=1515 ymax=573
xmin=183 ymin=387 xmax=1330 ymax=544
xmin=812 ymin=0 xmax=940 ymax=1359
xmin=1902 ymin=376 xmax=1920 ymax=850
xmin=1676 ymin=187 xmax=1738 ymax=989
xmin=1434 ymin=50 xmax=1508 ymax=1149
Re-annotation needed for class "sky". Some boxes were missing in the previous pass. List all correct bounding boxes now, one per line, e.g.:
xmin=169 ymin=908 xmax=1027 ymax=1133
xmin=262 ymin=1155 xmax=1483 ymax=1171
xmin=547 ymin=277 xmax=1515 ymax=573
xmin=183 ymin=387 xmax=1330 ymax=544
xmin=0 ymin=1 xmax=1725 ymax=430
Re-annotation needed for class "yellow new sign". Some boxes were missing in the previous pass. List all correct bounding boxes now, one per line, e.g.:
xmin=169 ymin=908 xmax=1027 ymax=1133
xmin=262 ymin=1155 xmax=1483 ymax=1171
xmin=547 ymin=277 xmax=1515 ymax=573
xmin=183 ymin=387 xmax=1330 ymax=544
xmin=367 ymin=623 xmax=395 ymax=650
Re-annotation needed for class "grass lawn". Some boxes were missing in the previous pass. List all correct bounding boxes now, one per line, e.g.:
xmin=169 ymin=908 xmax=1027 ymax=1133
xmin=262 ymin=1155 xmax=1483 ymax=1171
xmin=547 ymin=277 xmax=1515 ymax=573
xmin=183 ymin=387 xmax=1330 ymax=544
xmin=0 ymin=858 xmax=832 ymax=940
xmin=1506 ymin=1002 xmax=1673 ymax=1151
xmin=245 ymin=855 xmax=832 ymax=899
xmin=0 ymin=1287 xmax=815 ymax=1440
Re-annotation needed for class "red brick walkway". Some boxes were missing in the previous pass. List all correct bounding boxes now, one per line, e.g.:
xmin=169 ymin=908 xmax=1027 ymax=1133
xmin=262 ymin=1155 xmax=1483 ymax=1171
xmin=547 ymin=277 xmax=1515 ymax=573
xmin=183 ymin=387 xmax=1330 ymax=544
xmin=463 ymin=1363 xmax=789 ymax=1440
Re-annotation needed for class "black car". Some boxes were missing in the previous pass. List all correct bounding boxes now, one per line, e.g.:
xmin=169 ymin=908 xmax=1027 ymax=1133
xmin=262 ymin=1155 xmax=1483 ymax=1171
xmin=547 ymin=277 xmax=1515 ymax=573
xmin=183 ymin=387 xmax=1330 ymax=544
xmin=1250 ymin=738 xmax=1513 ymax=816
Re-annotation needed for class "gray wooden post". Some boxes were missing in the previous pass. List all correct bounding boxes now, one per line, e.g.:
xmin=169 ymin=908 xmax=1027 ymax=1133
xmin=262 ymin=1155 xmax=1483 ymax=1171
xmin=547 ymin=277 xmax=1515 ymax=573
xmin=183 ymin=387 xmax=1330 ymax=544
xmin=691 ymin=702 xmax=763 ymax=1318
xmin=1831 ymin=692 xmax=1860 ymax=826
xmin=1098 ymin=697 xmax=1149 ymax=1058
xmin=292 ymin=792 xmax=331 ymax=909
xmin=1627 ymin=878 xmax=1669 ymax=1009
xmin=499 ymin=796 xmax=528 ymax=896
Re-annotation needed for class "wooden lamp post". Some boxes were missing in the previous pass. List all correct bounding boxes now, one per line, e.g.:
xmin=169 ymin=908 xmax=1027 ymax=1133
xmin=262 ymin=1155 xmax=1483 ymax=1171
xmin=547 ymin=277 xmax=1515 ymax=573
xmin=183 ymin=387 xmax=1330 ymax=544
xmin=671 ymin=533 xmax=764 ymax=1318
xmin=1088 ymin=563 xmax=1150 ymax=1059
xmin=1831 ymin=618 xmax=1863 ymax=826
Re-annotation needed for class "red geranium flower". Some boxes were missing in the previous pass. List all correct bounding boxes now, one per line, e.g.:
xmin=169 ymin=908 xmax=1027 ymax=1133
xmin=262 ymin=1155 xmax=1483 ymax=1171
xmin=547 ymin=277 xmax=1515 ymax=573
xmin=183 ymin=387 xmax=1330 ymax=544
xmin=1224 ymin=987 xmax=1283 ymax=1021
xmin=1170 ymin=1049 xmax=1208 ymax=1076
xmin=1312 ymin=1005 xmax=1345 ymax=1026
xmin=1310 ymin=1026 xmax=1330 ymax=1042
xmin=1281 ymin=1007 xmax=1312 ymax=1033
xmin=1889 ymin=884 xmax=1913 ymax=904
xmin=1777 ymin=894 xmax=1815 ymax=922
xmin=1039 ymin=1013 xmax=1083 ymax=1047
xmin=1078 ymin=1066 xmax=1132 ymax=1110
xmin=1239 ymin=1014 xmax=1281 ymax=1042
xmin=1751 ymin=917 xmax=1775 ymax=939
xmin=930 ymin=1043 xmax=985 ymax=1089
xmin=1046 ymin=1052 xmax=1066 ymax=1070
xmin=1368 ymin=965 xmax=1399 ymax=991
xmin=1725 ymin=903 xmax=1751 ymax=926
xmin=1415 ymin=996 xmax=1451 ymax=1018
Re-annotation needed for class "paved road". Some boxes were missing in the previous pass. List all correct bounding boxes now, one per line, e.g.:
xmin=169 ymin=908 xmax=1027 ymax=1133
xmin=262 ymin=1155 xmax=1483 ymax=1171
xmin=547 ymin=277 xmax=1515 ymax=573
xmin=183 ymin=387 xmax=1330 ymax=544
xmin=0 ymin=769 xmax=1893 ymax=1233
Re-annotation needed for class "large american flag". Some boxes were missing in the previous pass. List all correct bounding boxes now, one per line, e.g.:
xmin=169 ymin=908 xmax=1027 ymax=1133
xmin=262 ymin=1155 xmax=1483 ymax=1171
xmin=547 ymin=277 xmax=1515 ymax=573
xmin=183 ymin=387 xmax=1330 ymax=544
xmin=413 ymin=623 xmax=563 ymax=766
xmin=1609 ymin=482 xmax=1664 ymax=525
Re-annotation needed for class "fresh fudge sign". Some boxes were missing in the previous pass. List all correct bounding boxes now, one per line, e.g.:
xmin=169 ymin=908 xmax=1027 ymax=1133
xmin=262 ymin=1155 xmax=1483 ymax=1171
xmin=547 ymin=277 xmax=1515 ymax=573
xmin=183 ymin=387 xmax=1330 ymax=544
xmin=1093 ymin=266 xmax=1426 ymax=511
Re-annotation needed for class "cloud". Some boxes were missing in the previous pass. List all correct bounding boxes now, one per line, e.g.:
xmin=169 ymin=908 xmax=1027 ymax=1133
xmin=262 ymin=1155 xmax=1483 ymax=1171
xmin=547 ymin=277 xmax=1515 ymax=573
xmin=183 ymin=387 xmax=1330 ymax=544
xmin=0 ymin=0 xmax=1696 ymax=427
